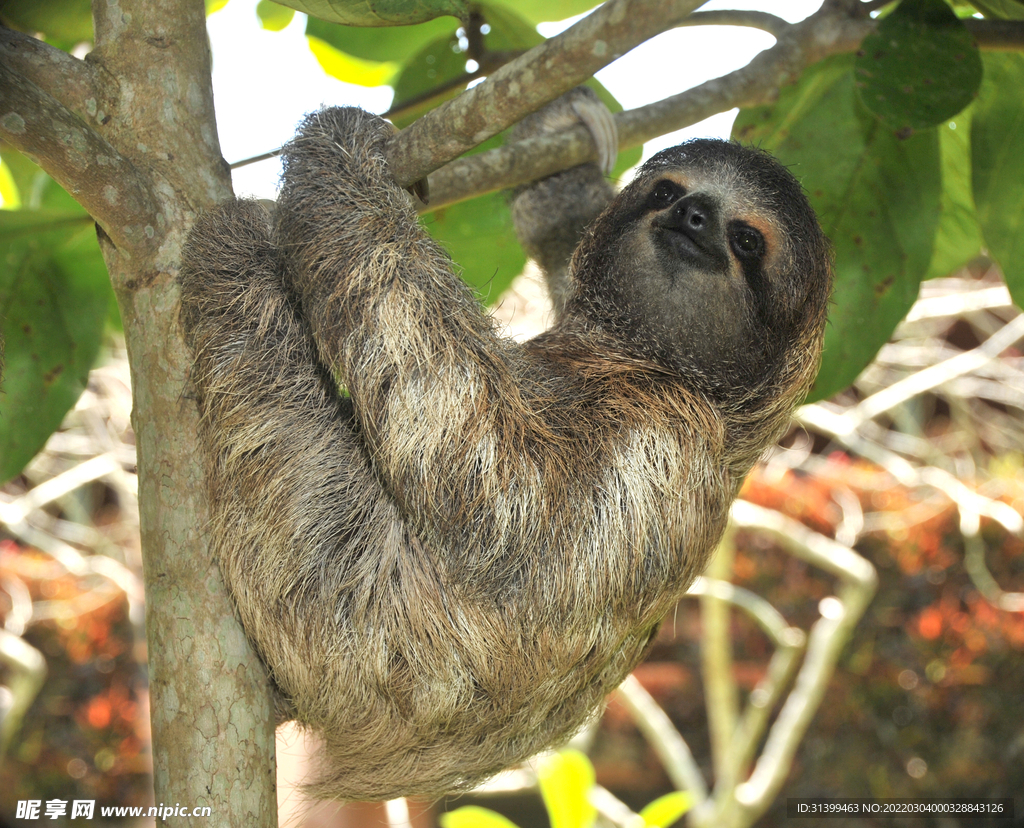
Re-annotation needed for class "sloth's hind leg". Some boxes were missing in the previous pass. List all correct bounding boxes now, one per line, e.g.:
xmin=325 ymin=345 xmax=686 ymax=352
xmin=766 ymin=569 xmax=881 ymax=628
xmin=178 ymin=199 xmax=391 ymax=715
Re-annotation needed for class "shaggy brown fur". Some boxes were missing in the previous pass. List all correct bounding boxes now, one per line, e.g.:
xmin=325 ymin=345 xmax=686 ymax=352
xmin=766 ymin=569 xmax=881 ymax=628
xmin=178 ymin=104 xmax=832 ymax=801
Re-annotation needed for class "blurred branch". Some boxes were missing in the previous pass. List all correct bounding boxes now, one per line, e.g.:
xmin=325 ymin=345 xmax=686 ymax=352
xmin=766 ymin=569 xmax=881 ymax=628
xmin=968 ymin=18 xmax=1024 ymax=50
xmin=798 ymin=310 xmax=1024 ymax=543
xmin=687 ymin=576 xmax=808 ymax=778
xmin=689 ymin=577 xmax=804 ymax=649
xmin=610 ymin=497 xmax=875 ymax=828
xmin=1 ymin=454 xmax=123 ymax=531
xmin=590 ymin=784 xmax=648 ymax=828
xmin=963 ymin=531 xmax=1024 ymax=613
xmin=0 ymin=451 xmax=143 ymax=607
xmin=847 ymin=314 xmax=1024 ymax=425
xmin=714 ymin=501 xmax=877 ymax=827
xmin=0 ymin=629 xmax=46 ymax=758
xmin=700 ymin=530 xmax=740 ymax=791
xmin=616 ymin=675 xmax=709 ymax=802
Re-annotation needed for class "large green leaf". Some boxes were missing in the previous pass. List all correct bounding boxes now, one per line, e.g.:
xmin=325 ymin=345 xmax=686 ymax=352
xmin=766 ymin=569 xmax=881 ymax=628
xmin=0 ymin=210 xmax=112 ymax=483
xmin=735 ymin=55 xmax=942 ymax=401
xmin=924 ymin=114 xmax=983 ymax=280
xmin=0 ymin=0 xmax=92 ymax=48
xmin=971 ymin=52 xmax=1024 ymax=308
xmin=855 ymin=0 xmax=982 ymax=133
xmin=275 ymin=0 xmax=466 ymax=26
xmin=426 ymin=190 xmax=527 ymax=303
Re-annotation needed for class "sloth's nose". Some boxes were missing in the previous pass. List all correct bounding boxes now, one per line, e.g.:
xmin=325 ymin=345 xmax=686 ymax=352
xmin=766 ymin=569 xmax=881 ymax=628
xmin=674 ymin=194 xmax=715 ymax=235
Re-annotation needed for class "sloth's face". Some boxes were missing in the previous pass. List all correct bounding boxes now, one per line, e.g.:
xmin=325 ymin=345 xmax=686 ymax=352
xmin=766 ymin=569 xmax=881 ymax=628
xmin=567 ymin=139 xmax=832 ymax=395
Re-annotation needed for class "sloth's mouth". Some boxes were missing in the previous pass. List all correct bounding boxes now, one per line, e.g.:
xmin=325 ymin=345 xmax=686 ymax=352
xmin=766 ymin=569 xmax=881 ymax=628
xmin=655 ymin=224 xmax=727 ymax=272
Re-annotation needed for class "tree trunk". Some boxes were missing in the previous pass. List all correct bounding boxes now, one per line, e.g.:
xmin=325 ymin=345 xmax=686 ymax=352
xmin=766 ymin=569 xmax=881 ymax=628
xmin=0 ymin=0 xmax=280 ymax=820
xmin=90 ymin=0 xmax=280 ymax=820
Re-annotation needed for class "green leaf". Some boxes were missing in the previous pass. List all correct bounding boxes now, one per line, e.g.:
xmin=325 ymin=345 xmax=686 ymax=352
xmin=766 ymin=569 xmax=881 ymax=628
xmin=0 ymin=210 xmax=112 ymax=483
xmin=971 ymin=52 xmax=1024 ymax=307
xmin=639 ymin=792 xmax=694 ymax=828
xmin=735 ymin=55 xmax=943 ymax=401
xmin=0 ymin=161 xmax=21 ymax=210
xmin=0 ymin=0 xmax=93 ymax=48
xmin=537 ymin=750 xmax=596 ymax=828
xmin=305 ymin=15 xmax=458 ymax=64
xmin=256 ymin=0 xmax=296 ymax=30
xmin=307 ymin=36 xmax=399 ymax=86
xmin=855 ymin=0 xmax=983 ymax=132
xmin=440 ymin=806 xmax=522 ymax=828
xmin=966 ymin=0 xmax=1024 ymax=18
xmin=426 ymin=191 xmax=526 ymax=305
xmin=486 ymin=0 xmax=600 ymax=23
xmin=279 ymin=0 xmax=466 ymax=26
xmin=924 ymin=116 xmax=983 ymax=280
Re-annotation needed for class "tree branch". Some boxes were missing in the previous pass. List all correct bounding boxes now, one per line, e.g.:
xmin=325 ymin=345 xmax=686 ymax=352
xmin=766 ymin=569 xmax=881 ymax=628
xmin=0 ymin=62 xmax=161 ymax=253
xmin=84 ymin=0 xmax=274 ymax=821
xmin=680 ymin=10 xmax=791 ymax=37
xmin=417 ymin=9 xmax=1024 ymax=212
xmin=418 ymin=2 xmax=862 ymax=211
xmin=0 ymin=27 xmax=100 ymax=115
xmin=968 ymin=18 xmax=1024 ymax=50
xmin=386 ymin=0 xmax=708 ymax=187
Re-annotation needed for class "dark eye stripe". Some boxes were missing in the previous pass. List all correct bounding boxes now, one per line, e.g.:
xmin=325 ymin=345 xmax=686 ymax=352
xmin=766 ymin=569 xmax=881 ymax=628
xmin=728 ymin=224 xmax=764 ymax=260
xmin=648 ymin=179 xmax=684 ymax=208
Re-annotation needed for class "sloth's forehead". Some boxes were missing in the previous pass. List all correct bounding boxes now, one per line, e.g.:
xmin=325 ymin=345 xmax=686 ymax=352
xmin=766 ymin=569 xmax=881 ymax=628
xmin=640 ymin=166 xmax=776 ymax=218
xmin=640 ymin=140 xmax=807 ymax=213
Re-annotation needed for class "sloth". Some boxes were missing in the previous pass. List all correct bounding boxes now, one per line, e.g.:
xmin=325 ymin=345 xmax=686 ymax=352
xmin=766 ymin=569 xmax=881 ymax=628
xmin=178 ymin=95 xmax=832 ymax=801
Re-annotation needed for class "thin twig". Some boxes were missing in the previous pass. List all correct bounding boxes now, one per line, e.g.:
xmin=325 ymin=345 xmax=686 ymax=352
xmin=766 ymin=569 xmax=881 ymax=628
xmin=616 ymin=675 xmax=709 ymax=802
xmin=680 ymin=10 xmax=791 ymax=37
xmin=850 ymin=315 xmax=1024 ymax=425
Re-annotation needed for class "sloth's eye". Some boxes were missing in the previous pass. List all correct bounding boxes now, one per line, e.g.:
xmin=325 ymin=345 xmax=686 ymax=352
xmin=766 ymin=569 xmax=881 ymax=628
xmin=649 ymin=180 xmax=682 ymax=207
xmin=730 ymin=225 xmax=764 ymax=259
